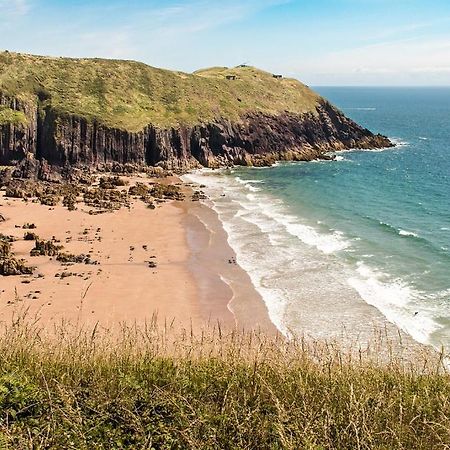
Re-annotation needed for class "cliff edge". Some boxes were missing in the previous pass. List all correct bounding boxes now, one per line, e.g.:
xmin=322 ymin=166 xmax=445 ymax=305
xmin=0 ymin=52 xmax=392 ymax=170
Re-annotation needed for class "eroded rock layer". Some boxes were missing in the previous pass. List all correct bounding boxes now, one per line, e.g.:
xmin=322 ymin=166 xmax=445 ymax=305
xmin=0 ymin=95 xmax=392 ymax=170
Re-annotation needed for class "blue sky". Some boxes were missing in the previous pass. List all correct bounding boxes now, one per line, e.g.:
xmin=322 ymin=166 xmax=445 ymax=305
xmin=1 ymin=0 xmax=450 ymax=85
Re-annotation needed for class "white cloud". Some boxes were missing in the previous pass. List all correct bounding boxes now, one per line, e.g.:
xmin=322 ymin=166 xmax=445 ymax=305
xmin=0 ymin=0 xmax=30 ymax=17
xmin=284 ymin=36 xmax=450 ymax=85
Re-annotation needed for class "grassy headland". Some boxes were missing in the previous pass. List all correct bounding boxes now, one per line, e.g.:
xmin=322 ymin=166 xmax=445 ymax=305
xmin=0 ymin=52 xmax=319 ymax=131
xmin=0 ymin=318 xmax=448 ymax=449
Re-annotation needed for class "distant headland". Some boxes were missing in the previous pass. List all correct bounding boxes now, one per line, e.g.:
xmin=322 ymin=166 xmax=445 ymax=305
xmin=0 ymin=51 xmax=392 ymax=173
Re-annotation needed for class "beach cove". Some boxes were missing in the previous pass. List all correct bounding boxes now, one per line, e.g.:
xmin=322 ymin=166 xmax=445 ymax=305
xmin=0 ymin=168 xmax=425 ymax=363
xmin=0 ymin=173 xmax=275 ymax=335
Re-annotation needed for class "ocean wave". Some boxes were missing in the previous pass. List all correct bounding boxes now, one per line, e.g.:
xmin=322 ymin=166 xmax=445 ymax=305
xmin=374 ymin=220 xmax=426 ymax=241
xmin=390 ymin=137 xmax=410 ymax=147
xmin=235 ymin=177 xmax=264 ymax=192
xmin=232 ymin=190 xmax=351 ymax=255
xmin=335 ymin=141 xmax=405 ymax=155
xmin=372 ymin=221 xmax=450 ymax=260
xmin=254 ymin=201 xmax=351 ymax=254
xmin=345 ymin=136 xmax=408 ymax=153
xmin=347 ymin=263 xmax=441 ymax=345
xmin=378 ymin=220 xmax=404 ymax=234
xmin=214 ymin=213 xmax=291 ymax=336
xmin=282 ymin=219 xmax=350 ymax=254
xmin=235 ymin=177 xmax=265 ymax=184
xmin=364 ymin=146 xmax=402 ymax=153
xmin=244 ymin=162 xmax=281 ymax=170
xmin=398 ymin=229 xmax=419 ymax=237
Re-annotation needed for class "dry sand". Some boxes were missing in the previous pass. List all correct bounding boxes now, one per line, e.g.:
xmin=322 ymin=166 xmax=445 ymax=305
xmin=0 ymin=175 xmax=275 ymax=335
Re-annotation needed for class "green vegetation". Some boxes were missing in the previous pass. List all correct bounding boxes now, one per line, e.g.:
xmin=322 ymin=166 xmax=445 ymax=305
xmin=0 ymin=105 xmax=27 ymax=126
xmin=0 ymin=51 xmax=320 ymax=131
xmin=0 ymin=319 xmax=449 ymax=449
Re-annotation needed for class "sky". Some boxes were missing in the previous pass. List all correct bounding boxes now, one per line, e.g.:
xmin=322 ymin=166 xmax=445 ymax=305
xmin=1 ymin=0 xmax=450 ymax=85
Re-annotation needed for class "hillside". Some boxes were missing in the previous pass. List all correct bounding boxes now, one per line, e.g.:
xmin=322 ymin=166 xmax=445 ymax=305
xmin=0 ymin=52 xmax=319 ymax=131
xmin=0 ymin=51 xmax=392 ymax=170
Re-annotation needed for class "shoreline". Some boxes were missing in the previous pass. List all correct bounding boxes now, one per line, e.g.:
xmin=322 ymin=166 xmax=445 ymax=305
xmin=0 ymin=169 xmax=434 ymax=360
xmin=184 ymin=168 xmax=433 ymax=359
xmin=184 ymin=198 xmax=277 ymax=334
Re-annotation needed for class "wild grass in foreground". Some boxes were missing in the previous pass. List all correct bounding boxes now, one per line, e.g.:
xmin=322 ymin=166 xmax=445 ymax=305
xmin=0 ymin=316 xmax=449 ymax=449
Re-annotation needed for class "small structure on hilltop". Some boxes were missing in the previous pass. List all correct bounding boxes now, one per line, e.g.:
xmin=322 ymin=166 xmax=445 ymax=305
xmin=226 ymin=75 xmax=237 ymax=80
xmin=273 ymin=74 xmax=283 ymax=79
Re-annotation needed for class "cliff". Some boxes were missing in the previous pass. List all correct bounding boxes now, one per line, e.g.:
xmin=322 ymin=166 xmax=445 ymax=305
xmin=0 ymin=52 xmax=392 ymax=170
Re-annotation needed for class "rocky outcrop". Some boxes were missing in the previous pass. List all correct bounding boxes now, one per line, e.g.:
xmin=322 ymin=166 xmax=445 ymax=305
xmin=0 ymin=94 xmax=393 ymax=172
xmin=0 ymin=238 xmax=34 ymax=276
xmin=187 ymin=102 xmax=392 ymax=167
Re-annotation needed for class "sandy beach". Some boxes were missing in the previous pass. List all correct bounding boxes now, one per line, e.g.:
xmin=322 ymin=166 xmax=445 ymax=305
xmin=0 ymin=174 xmax=276 ymax=335
xmin=0 ymin=170 xmax=433 ymax=363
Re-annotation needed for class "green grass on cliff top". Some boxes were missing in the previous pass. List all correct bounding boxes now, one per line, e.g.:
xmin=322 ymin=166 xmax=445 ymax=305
xmin=0 ymin=105 xmax=27 ymax=126
xmin=0 ymin=52 xmax=320 ymax=131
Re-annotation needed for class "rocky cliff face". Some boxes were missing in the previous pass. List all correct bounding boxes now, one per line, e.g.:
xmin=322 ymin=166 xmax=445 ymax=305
xmin=0 ymin=94 xmax=37 ymax=164
xmin=0 ymin=94 xmax=392 ymax=171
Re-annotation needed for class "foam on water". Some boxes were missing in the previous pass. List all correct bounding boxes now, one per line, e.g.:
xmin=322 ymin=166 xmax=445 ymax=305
xmin=235 ymin=177 xmax=265 ymax=184
xmin=334 ymin=139 xmax=408 ymax=155
xmin=399 ymin=229 xmax=419 ymax=237
xmin=347 ymin=263 xmax=441 ymax=344
xmin=258 ymin=206 xmax=350 ymax=254
xmin=377 ymin=221 xmax=422 ymax=240
xmin=390 ymin=138 xmax=411 ymax=148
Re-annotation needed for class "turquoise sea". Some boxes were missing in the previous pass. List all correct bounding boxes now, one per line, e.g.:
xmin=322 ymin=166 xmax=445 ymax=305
xmin=187 ymin=87 xmax=450 ymax=349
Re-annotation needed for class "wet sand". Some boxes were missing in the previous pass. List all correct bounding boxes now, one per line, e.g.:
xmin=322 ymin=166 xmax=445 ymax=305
xmin=186 ymin=200 xmax=276 ymax=333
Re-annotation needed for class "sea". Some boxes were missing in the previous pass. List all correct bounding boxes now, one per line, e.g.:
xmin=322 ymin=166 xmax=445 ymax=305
xmin=185 ymin=87 xmax=450 ymax=350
